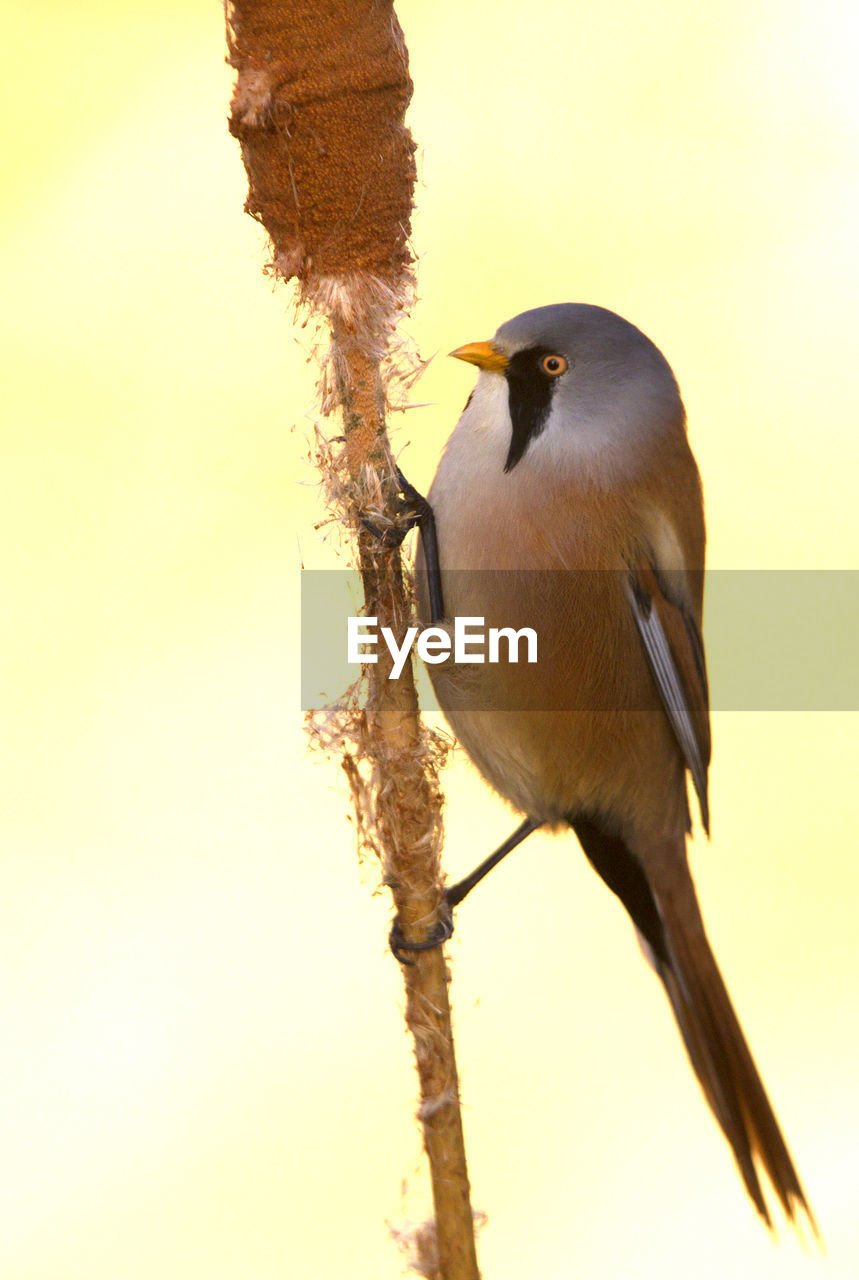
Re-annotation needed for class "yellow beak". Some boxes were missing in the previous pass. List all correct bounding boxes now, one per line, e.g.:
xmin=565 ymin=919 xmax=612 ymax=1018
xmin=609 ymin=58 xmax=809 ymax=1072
xmin=448 ymin=340 xmax=509 ymax=373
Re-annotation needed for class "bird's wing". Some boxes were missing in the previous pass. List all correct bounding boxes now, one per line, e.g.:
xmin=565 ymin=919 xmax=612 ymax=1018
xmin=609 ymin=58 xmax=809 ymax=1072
xmin=626 ymin=561 xmax=711 ymax=831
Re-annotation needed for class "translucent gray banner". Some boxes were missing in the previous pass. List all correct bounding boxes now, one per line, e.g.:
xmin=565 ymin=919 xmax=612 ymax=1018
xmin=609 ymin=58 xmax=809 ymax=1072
xmin=301 ymin=570 xmax=858 ymax=711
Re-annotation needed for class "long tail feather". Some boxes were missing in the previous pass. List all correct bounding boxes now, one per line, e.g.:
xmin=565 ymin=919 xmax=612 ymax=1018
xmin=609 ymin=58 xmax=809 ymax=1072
xmin=574 ymin=815 xmax=815 ymax=1231
xmin=655 ymin=883 xmax=815 ymax=1232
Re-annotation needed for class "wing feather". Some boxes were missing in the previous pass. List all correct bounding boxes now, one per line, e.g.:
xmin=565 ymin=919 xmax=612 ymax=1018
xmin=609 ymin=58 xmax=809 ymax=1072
xmin=627 ymin=563 xmax=711 ymax=831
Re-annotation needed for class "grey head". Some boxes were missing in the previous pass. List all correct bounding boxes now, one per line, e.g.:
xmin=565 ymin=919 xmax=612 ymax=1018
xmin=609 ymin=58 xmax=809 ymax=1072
xmin=457 ymin=303 xmax=686 ymax=476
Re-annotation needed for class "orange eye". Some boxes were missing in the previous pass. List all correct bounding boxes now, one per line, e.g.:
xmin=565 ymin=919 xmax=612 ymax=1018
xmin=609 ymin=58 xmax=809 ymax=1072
xmin=540 ymin=354 xmax=567 ymax=376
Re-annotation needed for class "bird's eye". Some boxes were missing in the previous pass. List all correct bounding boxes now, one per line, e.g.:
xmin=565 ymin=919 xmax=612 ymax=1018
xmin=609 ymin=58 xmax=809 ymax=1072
xmin=539 ymin=354 xmax=567 ymax=377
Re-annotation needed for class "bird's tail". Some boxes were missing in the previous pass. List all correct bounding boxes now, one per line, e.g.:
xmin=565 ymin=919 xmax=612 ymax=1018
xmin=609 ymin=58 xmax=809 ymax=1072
xmin=654 ymin=874 xmax=815 ymax=1232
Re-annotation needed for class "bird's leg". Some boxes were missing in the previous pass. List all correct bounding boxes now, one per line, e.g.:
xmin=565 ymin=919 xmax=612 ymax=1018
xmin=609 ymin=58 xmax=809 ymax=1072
xmin=389 ymin=818 xmax=542 ymax=963
xmin=361 ymin=468 xmax=445 ymax=623
xmin=398 ymin=470 xmax=445 ymax=625
xmin=444 ymin=817 xmax=542 ymax=907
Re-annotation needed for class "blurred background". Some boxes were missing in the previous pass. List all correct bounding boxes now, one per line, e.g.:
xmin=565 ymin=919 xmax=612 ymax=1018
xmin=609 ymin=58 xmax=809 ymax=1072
xmin=1 ymin=1 xmax=857 ymax=1276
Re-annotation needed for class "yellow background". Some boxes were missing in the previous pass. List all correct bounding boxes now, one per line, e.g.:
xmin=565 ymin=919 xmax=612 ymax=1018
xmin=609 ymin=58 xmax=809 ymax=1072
xmin=2 ymin=1 xmax=857 ymax=1276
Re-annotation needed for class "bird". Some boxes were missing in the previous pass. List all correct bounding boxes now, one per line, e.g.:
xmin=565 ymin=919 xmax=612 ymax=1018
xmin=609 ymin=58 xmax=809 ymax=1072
xmin=403 ymin=302 xmax=813 ymax=1231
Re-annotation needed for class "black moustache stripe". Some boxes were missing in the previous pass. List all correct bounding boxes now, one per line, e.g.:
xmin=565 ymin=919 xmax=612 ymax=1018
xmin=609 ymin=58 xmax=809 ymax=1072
xmin=504 ymin=347 xmax=560 ymax=472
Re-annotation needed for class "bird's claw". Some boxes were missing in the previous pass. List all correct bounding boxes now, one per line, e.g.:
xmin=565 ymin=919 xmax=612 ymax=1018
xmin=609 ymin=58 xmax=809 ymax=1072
xmin=389 ymin=900 xmax=454 ymax=965
xmin=360 ymin=468 xmax=430 ymax=548
xmin=359 ymin=514 xmax=413 ymax=547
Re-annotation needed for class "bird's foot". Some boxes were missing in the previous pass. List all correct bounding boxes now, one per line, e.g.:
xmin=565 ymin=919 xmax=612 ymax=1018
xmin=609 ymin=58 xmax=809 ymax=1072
xmin=360 ymin=468 xmax=431 ymax=548
xmin=389 ymin=898 xmax=454 ymax=965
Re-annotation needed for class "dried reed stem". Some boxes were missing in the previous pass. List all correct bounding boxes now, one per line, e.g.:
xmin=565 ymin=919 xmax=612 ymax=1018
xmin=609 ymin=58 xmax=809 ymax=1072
xmin=226 ymin=3 xmax=480 ymax=1275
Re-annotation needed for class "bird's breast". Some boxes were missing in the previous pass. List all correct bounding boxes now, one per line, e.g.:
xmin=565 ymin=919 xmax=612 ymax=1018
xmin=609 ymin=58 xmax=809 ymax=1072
xmin=418 ymin=398 xmax=688 ymax=829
